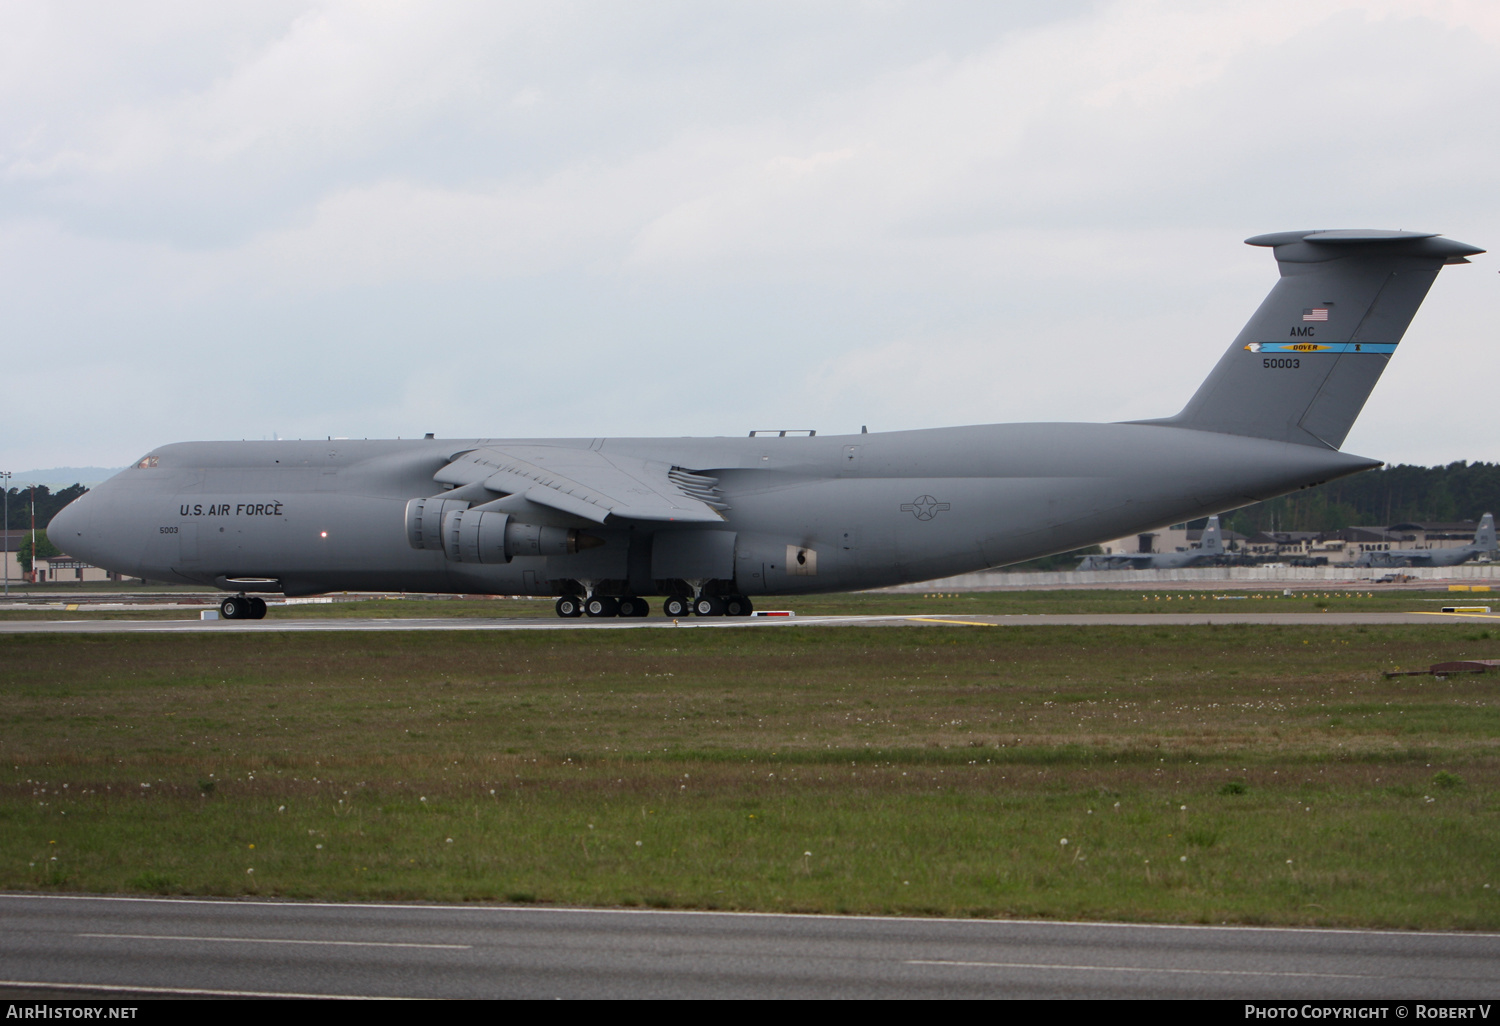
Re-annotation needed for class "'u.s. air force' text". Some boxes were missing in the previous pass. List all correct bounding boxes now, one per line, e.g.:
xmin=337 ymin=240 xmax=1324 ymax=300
xmin=178 ymin=502 xmax=285 ymax=517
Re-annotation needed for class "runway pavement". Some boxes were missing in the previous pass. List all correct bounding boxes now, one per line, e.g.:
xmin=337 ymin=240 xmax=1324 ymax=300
xmin=0 ymin=610 xmax=1496 ymax=633
xmin=1 ymin=894 xmax=1497 ymax=999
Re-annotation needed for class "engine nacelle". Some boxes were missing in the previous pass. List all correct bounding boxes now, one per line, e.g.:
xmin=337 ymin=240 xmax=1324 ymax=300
xmin=439 ymin=508 xmax=593 ymax=563
xmin=405 ymin=496 xmax=471 ymax=551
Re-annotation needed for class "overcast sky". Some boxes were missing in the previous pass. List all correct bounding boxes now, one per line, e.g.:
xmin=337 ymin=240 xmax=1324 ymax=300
xmin=2 ymin=0 xmax=1495 ymax=475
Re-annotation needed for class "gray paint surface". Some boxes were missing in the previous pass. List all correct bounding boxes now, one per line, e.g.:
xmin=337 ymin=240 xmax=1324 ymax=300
xmin=47 ymin=231 xmax=1482 ymax=608
xmin=1 ymin=894 xmax=1496 ymax=999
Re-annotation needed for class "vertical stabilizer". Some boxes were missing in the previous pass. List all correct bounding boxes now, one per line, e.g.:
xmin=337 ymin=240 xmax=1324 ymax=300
xmin=1473 ymin=513 xmax=1496 ymax=553
xmin=1199 ymin=515 xmax=1224 ymax=555
xmin=1140 ymin=231 xmax=1483 ymax=449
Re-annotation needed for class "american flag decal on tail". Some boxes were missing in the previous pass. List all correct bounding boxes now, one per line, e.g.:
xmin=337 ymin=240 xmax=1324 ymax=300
xmin=1302 ymin=308 xmax=1329 ymax=321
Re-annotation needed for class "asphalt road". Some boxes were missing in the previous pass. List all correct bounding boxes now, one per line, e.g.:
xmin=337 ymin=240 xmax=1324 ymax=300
xmin=1 ymin=894 xmax=1497 ymax=999
xmin=0 ymin=611 xmax=1495 ymax=633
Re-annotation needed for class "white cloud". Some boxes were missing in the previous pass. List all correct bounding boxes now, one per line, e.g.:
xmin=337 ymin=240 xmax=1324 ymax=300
xmin=0 ymin=0 xmax=1496 ymax=470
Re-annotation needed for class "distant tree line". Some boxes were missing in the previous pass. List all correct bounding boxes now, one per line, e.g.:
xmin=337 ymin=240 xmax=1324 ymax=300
xmin=1216 ymin=461 xmax=1500 ymax=535
xmin=3 ymin=484 xmax=88 ymax=531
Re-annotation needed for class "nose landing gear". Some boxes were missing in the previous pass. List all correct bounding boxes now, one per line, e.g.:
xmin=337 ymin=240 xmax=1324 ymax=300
xmin=220 ymin=595 xmax=267 ymax=620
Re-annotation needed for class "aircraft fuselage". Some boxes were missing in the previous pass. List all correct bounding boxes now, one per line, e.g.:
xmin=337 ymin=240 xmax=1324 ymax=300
xmin=53 ymin=422 xmax=1377 ymax=599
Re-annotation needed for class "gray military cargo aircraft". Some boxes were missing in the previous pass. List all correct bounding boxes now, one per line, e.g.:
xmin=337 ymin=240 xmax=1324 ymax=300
xmin=49 ymin=229 xmax=1482 ymax=619
xmin=1076 ymin=515 xmax=1227 ymax=571
xmin=1354 ymin=513 xmax=1497 ymax=568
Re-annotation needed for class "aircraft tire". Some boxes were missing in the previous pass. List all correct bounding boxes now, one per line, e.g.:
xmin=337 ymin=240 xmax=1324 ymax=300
xmin=556 ymin=596 xmax=584 ymax=618
xmin=662 ymin=596 xmax=690 ymax=617
xmin=693 ymin=595 xmax=724 ymax=617
xmin=221 ymin=596 xmax=249 ymax=619
xmin=585 ymin=596 xmax=619 ymax=618
xmin=617 ymin=597 xmax=650 ymax=617
xmin=722 ymin=595 xmax=753 ymax=617
xmin=249 ymin=597 xmax=268 ymax=619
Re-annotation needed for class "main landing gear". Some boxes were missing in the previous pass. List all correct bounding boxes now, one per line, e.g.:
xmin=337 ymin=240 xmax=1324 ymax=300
xmin=556 ymin=595 xmax=651 ymax=618
xmin=220 ymin=595 xmax=267 ymax=620
xmin=615 ymin=597 xmax=651 ymax=618
xmin=663 ymin=594 xmax=754 ymax=617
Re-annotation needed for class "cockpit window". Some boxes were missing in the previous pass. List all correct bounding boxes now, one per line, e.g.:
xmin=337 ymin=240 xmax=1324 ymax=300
xmin=136 ymin=455 xmax=159 ymax=469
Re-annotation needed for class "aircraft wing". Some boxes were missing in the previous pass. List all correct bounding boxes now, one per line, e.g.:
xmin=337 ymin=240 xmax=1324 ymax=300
xmin=432 ymin=445 xmax=728 ymax=524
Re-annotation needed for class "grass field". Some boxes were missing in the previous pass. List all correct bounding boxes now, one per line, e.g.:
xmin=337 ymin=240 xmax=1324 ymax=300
xmin=2 ymin=621 xmax=1498 ymax=928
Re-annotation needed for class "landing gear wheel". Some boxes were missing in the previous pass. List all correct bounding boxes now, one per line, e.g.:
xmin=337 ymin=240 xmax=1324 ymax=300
xmin=693 ymin=595 xmax=724 ymax=617
xmin=722 ymin=595 xmax=753 ymax=617
xmin=662 ymin=596 xmax=690 ymax=618
xmin=585 ymin=596 xmax=619 ymax=618
xmin=556 ymin=596 xmax=584 ymax=618
xmin=221 ymin=596 xmax=250 ymax=619
xmin=617 ymin=596 xmax=650 ymax=618
xmin=248 ymin=597 xmax=268 ymax=620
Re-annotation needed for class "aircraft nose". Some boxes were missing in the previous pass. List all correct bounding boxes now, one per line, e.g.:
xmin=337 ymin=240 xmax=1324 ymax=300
xmin=48 ymin=494 xmax=93 ymax=560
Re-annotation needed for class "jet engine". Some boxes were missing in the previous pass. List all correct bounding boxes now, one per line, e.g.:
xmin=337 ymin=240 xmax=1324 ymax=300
xmin=404 ymin=496 xmax=471 ymax=551
xmin=440 ymin=508 xmax=598 ymax=563
xmin=406 ymin=497 xmax=599 ymax=563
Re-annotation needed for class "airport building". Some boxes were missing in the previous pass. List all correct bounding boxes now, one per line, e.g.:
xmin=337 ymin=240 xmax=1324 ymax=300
xmin=0 ymin=531 xmax=128 ymax=583
xmin=1095 ymin=519 xmax=1491 ymax=567
xmin=1095 ymin=523 xmax=1248 ymax=557
xmin=33 ymin=553 xmax=125 ymax=583
xmin=0 ymin=530 xmax=21 ymax=587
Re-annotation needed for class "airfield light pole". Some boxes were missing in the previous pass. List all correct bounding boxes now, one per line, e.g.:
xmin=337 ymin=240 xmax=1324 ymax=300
xmin=1 ymin=470 xmax=9 ymax=596
xmin=29 ymin=484 xmax=35 ymax=586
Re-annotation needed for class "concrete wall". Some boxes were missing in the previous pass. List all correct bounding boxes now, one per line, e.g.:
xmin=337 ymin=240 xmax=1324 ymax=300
xmin=879 ymin=562 xmax=1500 ymax=592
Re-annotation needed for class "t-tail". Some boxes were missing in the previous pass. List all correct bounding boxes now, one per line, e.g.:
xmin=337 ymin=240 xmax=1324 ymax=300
xmin=1472 ymin=513 xmax=1496 ymax=553
xmin=1140 ymin=230 xmax=1483 ymax=449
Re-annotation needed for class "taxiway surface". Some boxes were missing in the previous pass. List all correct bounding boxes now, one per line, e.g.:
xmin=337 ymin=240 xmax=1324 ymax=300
xmin=0 ymin=611 xmax=1494 ymax=633
xmin=1 ymin=894 xmax=1497 ymax=999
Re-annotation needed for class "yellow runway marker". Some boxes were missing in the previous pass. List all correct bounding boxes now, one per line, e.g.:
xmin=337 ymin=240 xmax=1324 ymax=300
xmin=903 ymin=616 xmax=998 ymax=627
xmin=1412 ymin=611 xmax=1500 ymax=620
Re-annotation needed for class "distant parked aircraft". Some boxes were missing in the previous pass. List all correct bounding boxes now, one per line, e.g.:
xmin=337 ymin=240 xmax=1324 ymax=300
xmin=1355 ymin=513 xmax=1496 ymax=568
xmin=1078 ymin=516 xmax=1228 ymax=571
